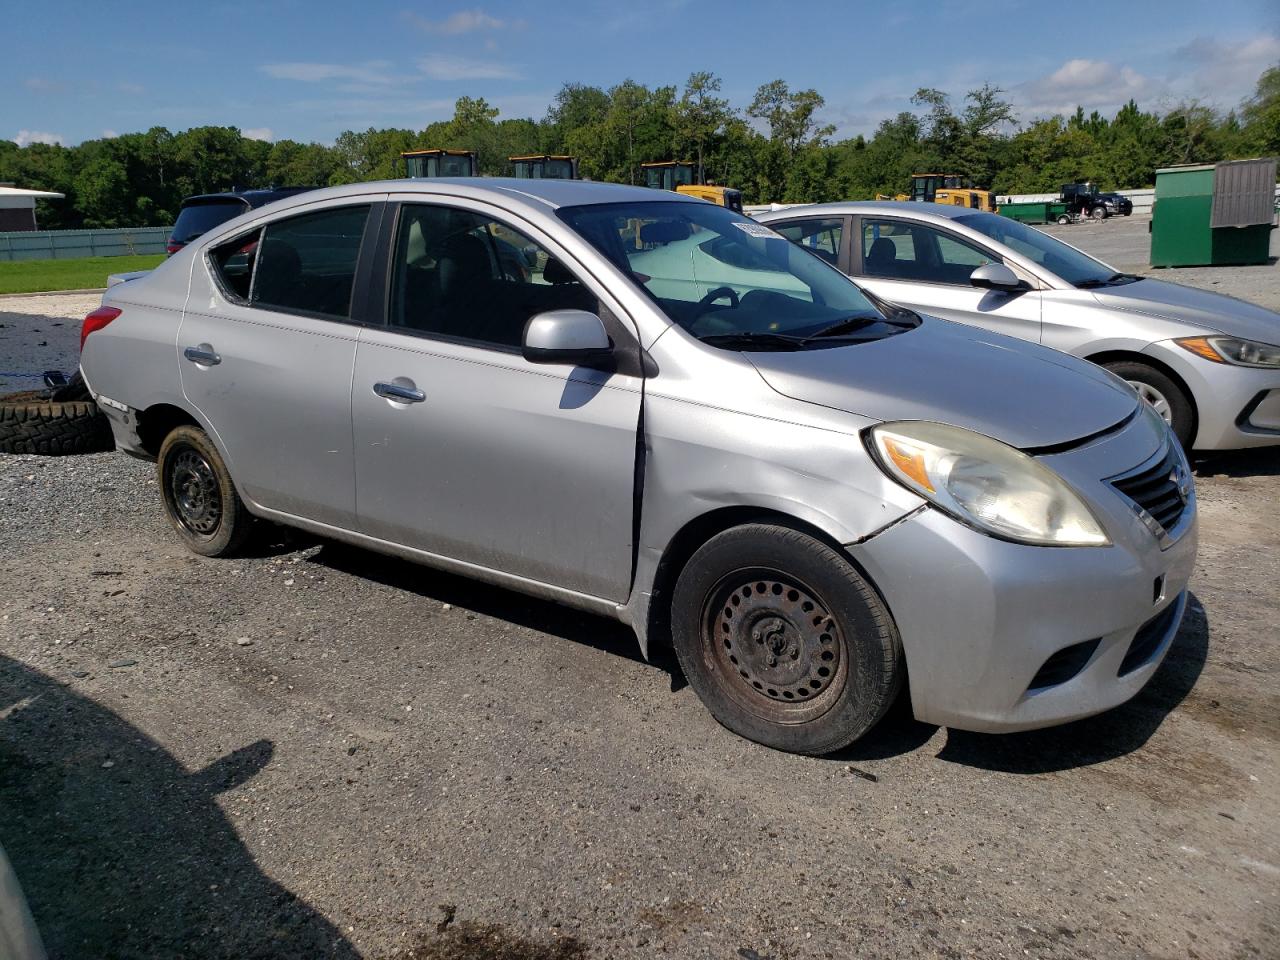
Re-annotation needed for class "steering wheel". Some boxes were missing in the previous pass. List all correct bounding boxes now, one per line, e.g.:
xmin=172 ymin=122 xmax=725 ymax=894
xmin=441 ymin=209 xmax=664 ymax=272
xmin=697 ymin=286 xmax=740 ymax=312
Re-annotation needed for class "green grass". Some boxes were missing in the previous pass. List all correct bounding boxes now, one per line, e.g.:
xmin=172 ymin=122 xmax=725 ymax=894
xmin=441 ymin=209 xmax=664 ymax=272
xmin=0 ymin=254 xmax=166 ymax=295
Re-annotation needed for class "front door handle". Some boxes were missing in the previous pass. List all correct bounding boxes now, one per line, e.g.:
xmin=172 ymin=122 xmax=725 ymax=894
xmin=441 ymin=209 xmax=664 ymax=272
xmin=184 ymin=346 xmax=221 ymax=366
xmin=373 ymin=381 xmax=425 ymax=404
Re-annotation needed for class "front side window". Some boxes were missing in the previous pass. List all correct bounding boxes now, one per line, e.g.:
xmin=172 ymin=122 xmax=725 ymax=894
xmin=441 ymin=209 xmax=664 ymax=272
xmin=860 ymin=219 xmax=995 ymax=284
xmin=390 ymin=204 xmax=597 ymax=349
xmin=250 ymin=205 xmax=370 ymax=320
xmin=558 ymin=201 xmax=909 ymax=348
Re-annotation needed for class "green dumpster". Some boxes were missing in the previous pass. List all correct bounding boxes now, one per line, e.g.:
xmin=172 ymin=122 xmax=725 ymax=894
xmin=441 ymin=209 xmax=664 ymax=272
xmin=1150 ymin=158 xmax=1276 ymax=267
xmin=1000 ymin=201 xmax=1069 ymax=225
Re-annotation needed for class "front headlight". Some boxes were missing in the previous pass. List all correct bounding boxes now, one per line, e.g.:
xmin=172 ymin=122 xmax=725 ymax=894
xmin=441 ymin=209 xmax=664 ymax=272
xmin=868 ymin=421 xmax=1110 ymax=547
xmin=1176 ymin=335 xmax=1280 ymax=368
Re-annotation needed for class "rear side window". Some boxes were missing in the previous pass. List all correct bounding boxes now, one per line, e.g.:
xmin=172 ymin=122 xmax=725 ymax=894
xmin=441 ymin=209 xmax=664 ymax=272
xmin=172 ymin=200 xmax=248 ymax=243
xmin=250 ymin=206 xmax=371 ymax=320
xmin=773 ymin=218 xmax=843 ymax=267
xmin=209 ymin=230 xmax=262 ymax=301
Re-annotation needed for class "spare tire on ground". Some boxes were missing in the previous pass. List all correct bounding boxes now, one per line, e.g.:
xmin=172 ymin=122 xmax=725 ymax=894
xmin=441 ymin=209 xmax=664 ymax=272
xmin=0 ymin=372 xmax=113 ymax=455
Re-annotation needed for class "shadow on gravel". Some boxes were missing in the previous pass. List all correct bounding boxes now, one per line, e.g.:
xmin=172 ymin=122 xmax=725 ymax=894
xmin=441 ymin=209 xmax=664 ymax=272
xmin=0 ymin=655 xmax=358 ymax=960
xmin=1194 ymin=447 xmax=1280 ymax=479
xmin=934 ymin=592 xmax=1210 ymax=774
xmin=310 ymin=543 xmax=689 ymax=692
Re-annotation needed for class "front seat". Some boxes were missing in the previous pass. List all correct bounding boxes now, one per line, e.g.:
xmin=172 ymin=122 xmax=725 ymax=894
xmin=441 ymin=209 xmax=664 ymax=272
xmin=436 ymin=232 xmax=496 ymax=339
xmin=864 ymin=236 xmax=899 ymax=277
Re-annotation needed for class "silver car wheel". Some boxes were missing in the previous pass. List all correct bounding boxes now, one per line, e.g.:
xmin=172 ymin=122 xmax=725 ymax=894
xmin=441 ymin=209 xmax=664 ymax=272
xmin=1129 ymin=380 xmax=1173 ymax=423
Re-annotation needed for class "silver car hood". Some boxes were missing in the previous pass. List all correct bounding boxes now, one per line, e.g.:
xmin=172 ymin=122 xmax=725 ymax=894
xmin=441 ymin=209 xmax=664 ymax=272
xmin=748 ymin=319 xmax=1139 ymax=450
xmin=1090 ymin=278 xmax=1280 ymax=343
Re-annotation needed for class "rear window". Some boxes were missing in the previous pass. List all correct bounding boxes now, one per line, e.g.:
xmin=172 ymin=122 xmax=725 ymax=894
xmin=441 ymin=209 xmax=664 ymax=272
xmin=172 ymin=200 xmax=249 ymax=243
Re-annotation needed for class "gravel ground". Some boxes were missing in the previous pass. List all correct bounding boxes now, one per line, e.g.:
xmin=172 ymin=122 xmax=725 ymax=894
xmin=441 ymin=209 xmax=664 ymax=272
xmin=1 ymin=231 xmax=1279 ymax=959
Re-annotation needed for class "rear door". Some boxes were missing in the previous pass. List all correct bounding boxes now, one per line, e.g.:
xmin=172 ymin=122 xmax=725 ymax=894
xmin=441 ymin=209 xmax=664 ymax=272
xmin=850 ymin=215 xmax=1043 ymax=343
xmin=178 ymin=197 xmax=384 ymax=527
xmin=350 ymin=199 xmax=643 ymax=601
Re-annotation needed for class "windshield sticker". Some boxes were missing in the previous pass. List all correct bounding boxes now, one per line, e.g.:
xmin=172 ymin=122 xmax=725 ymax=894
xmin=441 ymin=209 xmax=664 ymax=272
xmin=732 ymin=221 xmax=783 ymax=239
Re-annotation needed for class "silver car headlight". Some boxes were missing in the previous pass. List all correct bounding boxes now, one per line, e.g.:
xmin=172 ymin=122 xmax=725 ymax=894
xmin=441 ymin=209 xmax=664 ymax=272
xmin=868 ymin=421 xmax=1110 ymax=547
xmin=1176 ymin=335 xmax=1280 ymax=368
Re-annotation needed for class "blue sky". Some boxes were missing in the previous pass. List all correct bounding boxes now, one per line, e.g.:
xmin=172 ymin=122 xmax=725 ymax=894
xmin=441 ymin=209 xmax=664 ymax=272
xmin=5 ymin=0 xmax=1279 ymax=147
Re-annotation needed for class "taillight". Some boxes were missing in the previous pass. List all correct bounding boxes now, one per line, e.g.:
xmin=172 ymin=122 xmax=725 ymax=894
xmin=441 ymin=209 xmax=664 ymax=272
xmin=81 ymin=306 xmax=122 ymax=351
xmin=166 ymin=241 xmax=183 ymax=255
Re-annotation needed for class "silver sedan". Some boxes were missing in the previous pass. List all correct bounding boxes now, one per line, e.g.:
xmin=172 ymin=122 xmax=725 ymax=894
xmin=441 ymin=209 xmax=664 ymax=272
xmin=80 ymin=180 xmax=1195 ymax=754
xmin=758 ymin=201 xmax=1280 ymax=450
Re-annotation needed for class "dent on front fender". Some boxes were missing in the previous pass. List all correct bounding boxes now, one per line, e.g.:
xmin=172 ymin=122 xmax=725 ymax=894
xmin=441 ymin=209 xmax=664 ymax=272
xmin=619 ymin=396 xmax=923 ymax=657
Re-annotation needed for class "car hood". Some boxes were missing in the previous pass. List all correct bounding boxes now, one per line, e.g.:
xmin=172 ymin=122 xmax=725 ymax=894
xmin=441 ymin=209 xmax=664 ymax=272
xmin=748 ymin=319 xmax=1139 ymax=450
xmin=1090 ymin=278 xmax=1280 ymax=344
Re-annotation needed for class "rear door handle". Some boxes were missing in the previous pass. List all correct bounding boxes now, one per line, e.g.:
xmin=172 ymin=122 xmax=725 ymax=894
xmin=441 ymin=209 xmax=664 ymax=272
xmin=183 ymin=346 xmax=221 ymax=366
xmin=373 ymin=381 xmax=425 ymax=404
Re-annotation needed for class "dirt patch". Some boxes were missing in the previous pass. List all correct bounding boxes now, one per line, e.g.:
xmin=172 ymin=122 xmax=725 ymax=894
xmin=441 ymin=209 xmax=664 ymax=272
xmin=381 ymin=921 xmax=587 ymax=960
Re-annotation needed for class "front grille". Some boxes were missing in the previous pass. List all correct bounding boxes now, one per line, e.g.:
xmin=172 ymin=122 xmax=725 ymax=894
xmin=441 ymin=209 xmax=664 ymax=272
xmin=1119 ymin=598 xmax=1182 ymax=675
xmin=1111 ymin=444 xmax=1189 ymax=534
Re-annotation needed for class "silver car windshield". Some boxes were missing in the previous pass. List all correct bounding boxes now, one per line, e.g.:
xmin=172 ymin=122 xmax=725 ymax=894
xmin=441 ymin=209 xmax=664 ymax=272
xmin=954 ymin=212 xmax=1136 ymax=288
xmin=560 ymin=201 xmax=913 ymax=349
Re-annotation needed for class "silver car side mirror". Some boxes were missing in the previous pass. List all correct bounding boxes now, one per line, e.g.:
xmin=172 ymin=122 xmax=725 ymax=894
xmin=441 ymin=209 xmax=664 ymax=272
xmin=523 ymin=309 xmax=614 ymax=367
xmin=970 ymin=262 xmax=1024 ymax=292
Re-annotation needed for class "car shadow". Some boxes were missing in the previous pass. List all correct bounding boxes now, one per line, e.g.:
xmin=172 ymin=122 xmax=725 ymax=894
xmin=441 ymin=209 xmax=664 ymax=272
xmin=308 ymin=542 xmax=688 ymax=692
xmin=0 ymin=655 xmax=358 ymax=960
xmin=931 ymin=592 xmax=1210 ymax=774
xmin=1193 ymin=447 xmax=1280 ymax=479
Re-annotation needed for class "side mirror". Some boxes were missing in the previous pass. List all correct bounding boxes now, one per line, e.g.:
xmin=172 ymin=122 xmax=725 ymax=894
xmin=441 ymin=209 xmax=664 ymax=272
xmin=970 ymin=262 xmax=1024 ymax=292
xmin=523 ymin=310 xmax=614 ymax=367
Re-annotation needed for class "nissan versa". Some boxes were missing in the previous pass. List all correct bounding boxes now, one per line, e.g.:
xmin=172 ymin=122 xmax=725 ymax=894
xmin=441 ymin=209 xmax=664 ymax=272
xmin=78 ymin=180 xmax=1197 ymax=754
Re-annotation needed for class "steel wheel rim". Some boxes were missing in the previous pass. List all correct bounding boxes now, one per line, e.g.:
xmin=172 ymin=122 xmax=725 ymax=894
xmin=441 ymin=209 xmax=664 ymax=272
xmin=168 ymin=446 xmax=222 ymax=537
xmin=701 ymin=569 xmax=848 ymax=724
xmin=1129 ymin=380 xmax=1173 ymax=423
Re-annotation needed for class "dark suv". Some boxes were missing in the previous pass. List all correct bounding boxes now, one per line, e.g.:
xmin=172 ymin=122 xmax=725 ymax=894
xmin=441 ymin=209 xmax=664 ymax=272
xmin=167 ymin=187 xmax=317 ymax=254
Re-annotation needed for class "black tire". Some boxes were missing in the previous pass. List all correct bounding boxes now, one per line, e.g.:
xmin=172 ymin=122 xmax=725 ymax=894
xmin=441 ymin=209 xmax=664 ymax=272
xmin=1103 ymin=360 xmax=1195 ymax=448
xmin=1091 ymin=205 xmax=1108 ymax=220
xmin=1057 ymin=214 xmax=1071 ymax=225
xmin=0 ymin=386 xmax=113 ymax=456
xmin=670 ymin=524 xmax=902 ymax=755
xmin=157 ymin=425 xmax=253 ymax=557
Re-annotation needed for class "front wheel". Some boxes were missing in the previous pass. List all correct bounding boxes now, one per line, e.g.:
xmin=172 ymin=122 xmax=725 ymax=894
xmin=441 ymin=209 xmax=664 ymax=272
xmin=157 ymin=425 xmax=253 ymax=556
xmin=1057 ymin=214 xmax=1071 ymax=225
xmin=670 ymin=525 xmax=902 ymax=755
xmin=1104 ymin=360 xmax=1195 ymax=448
xmin=1091 ymin=205 xmax=1108 ymax=220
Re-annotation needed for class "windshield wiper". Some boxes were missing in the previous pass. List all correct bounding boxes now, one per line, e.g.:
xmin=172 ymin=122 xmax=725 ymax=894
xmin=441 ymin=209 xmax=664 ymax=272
xmin=1076 ymin=272 xmax=1139 ymax=289
xmin=698 ymin=332 xmax=808 ymax=351
xmin=801 ymin=313 xmax=884 ymax=340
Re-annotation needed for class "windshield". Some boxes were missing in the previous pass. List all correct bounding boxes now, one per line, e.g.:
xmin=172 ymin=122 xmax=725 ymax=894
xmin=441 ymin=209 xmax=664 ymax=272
xmin=558 ymin=201 xmax=910 ymax=348
xmin=954 ymin=212 xmax=1129 ymax=287
xmin=172 ymin=200 xmax=248 ymax=243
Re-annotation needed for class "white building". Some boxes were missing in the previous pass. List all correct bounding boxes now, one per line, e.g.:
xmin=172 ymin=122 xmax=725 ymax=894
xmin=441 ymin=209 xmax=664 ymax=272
xmin=0 ymin=184 xmax=65 ymax=231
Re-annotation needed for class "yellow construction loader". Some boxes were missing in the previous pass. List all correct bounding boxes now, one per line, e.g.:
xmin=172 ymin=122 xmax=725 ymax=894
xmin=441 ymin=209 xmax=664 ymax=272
xmin=642 ymin=161 xmax=744 ymax=213
xmin=877 ymin=173 xmax=998 ymax=213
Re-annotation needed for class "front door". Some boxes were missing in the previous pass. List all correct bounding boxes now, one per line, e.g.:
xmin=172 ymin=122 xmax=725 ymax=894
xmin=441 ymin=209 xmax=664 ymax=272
xmin=351 ymin=201 xmax=643 ymax=601
xmin=178 ymin=200 xmax=379 ymax=527
xmin=852 ymin=216 xmax=1043 ymax=344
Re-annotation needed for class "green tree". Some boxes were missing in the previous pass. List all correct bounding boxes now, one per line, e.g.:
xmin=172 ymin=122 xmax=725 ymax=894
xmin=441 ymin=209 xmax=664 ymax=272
xmin=674 ymin=71 xmax=733 ymax=183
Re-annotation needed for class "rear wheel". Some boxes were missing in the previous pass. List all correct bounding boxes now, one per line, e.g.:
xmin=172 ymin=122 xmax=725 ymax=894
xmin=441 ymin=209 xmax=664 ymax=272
xmin=670 ymin=524 xmax=902 ymax=755
xmin=1091 ymin=205 xmax=1108 ymax=220
xmin=1057 ymin=214 xmax=1071 ymax=225
xmin=157 ymin=425 xmax=253 ymax=557
xmin=1104 ymin=360 xmax=1195 ymax=448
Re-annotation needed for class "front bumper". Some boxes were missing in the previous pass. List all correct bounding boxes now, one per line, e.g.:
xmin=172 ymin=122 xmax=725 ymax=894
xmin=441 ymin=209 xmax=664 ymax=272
xmin=848 ymin=420 xmax=1198 ymax=733
xmin=1147 ymin=341 xmax=1280 ymax=450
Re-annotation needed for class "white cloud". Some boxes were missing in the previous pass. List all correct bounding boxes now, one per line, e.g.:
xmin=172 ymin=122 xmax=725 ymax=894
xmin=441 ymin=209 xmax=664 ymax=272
xmin=404 ymin=8 xmax=520 ymax=34
xmin=101 ymin=129 xmax=120 ymax=139
xmin=243 ymin=127 xmax=275 ymax=142
xmin=13 ymin=130 xmax=64 ymax=147
xmin=261 ymin=61 xmax=396 ymax=85
xmin=1174 ymin=33 xmax=1280 ymax=108
xmin=1015 ymin=59 xmax=1153 ymax=118
xmin=418 ymin=54 xmax=520 ymax=81
xmin=119 ymin=81 xmax=145 ymax=96
xmin=23 ymin=77 xmax=64 ymax=93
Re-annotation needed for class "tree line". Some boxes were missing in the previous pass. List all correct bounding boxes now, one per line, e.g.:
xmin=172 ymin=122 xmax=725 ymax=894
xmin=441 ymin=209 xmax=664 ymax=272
xmin=3 ymin=65 xmax=1277 ymax=230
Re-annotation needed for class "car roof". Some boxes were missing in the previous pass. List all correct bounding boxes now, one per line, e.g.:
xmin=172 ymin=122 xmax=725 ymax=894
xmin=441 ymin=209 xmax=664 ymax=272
xmin=759 ymin=200 xmax=991 ymax=222
xmin=244 ymin=178 xmax=701 ymax=214
xmin=181 ymin=187 xmax=318 ymax=209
